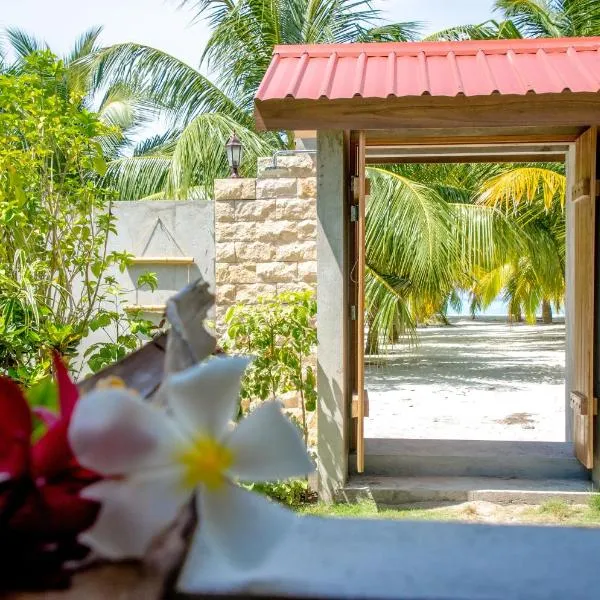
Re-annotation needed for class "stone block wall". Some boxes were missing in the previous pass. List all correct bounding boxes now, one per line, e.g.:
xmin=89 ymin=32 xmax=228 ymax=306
xmin=214 ymin=153 xmax=317 ymax=325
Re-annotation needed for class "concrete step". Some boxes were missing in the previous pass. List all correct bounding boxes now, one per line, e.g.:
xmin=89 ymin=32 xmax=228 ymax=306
xmin=350 ymin=438 xmax=589 ymax=480
xmin=339 ymin=475 xmax=595 ymax=506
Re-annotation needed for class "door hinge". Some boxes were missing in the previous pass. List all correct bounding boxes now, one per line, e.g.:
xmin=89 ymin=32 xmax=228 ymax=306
xmin=350 ymin=305 xmax=357 ymax=320
xmin=350 ymin=205 xmax=359 ymax=222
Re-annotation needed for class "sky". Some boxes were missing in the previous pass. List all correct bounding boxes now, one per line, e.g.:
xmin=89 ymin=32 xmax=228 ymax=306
xmin=0 ymin=0 xmax=498 ymax=69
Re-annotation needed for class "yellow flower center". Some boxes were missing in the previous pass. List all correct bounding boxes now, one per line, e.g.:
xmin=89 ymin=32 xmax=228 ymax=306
xmin=95 ymin=376 xmax=128 ymax=390
xmin=175 ymin=436 xmax=234 ymax=491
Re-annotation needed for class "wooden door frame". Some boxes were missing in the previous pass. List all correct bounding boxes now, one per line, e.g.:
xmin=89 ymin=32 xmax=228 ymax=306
xmin=345 ymin=129 xmax=600 ymax=481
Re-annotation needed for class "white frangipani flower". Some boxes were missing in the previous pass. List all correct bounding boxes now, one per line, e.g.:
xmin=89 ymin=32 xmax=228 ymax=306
xmin=68 ymin=356 xmax=313 ymax=566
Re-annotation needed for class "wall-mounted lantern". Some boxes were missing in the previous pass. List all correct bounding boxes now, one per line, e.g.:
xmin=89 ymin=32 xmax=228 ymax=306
xmin=225 ymin=132 xmax=243 ymax=178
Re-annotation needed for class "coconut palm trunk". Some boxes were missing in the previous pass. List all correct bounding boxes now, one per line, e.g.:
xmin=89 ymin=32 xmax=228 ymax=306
xmin=542 ymin=300 xmax=553 ymax=324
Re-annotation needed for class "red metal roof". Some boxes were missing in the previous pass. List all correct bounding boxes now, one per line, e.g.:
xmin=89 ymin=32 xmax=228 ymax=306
xmin=256 ymin=37 xmax=600 ymax=101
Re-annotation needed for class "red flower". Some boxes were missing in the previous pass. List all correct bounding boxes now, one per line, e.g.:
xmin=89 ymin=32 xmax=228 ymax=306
xmin=0 ymin=353 xmax=101 ymax=591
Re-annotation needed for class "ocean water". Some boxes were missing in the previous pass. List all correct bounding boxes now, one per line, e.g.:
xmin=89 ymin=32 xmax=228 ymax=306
xmin=446 ymin=292 xmax=565 ymax=319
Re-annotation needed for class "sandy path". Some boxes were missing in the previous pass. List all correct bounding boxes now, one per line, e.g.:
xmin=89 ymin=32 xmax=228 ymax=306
xmin=364 ymin=321 xmax=565 ymax=442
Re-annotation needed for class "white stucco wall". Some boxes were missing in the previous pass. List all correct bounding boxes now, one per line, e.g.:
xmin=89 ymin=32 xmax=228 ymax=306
xmin=76 ymin=199 xmax=214 ymax=375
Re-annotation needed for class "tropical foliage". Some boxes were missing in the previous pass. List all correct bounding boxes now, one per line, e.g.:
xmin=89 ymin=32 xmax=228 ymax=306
xmin=363 ymin=161 xmax=567 ymax=351
xmin=223 ymin=291 xmax=317 ymax=446
xmin=5 ymin=0 xmax=595 ymax=368
xmin=0 ymin=52 xmax=156 ymax=385
xmin=80 ymin=0 xmax=421 ymax=201
xmin=433 ymin=0 xmax=600 ymax=40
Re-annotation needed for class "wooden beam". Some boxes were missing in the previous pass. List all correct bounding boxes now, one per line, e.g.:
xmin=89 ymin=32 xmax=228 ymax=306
xmin=367 ymin=153 xmax=566 ymax=164
xmin=256 ymin=94 xmax=600 ymax=132
xmin=365 ymin=130 xmax=583 ymax=147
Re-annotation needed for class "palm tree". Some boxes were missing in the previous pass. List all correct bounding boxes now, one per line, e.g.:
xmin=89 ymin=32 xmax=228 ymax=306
xmin=494 ymin=0 xmax=600 ymax=37
xmin=1 ymin=27 xmax=152 ymax=159
xmin=474 ymin=165 xmax=566 ymax=324
xmin=363 ymin=163 xmax=528 ymax=352
xmin=432 ymin=0 xmax=600 ymax=40
xmin=85 ymin=0 xmax=422 ymax=200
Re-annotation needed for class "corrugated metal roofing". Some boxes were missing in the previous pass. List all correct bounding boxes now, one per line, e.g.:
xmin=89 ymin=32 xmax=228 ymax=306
xmin=256 ymin=38 xmax=600 ymax=101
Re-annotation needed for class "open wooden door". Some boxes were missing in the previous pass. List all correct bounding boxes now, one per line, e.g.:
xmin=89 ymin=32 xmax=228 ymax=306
xmin=351 ymin=131 xmax=367 ymax=473
xmin=569 ymin=126 xmax=598 ymax=469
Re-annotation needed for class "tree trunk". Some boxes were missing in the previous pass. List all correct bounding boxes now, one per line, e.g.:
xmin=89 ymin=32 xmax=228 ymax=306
xmin=366 ymin=316 xmax=379 ymax=355
xmin=509 ymin=307 xmax=523 ymax=323
xmin=541 ymin=300 xmax=553 ymax=324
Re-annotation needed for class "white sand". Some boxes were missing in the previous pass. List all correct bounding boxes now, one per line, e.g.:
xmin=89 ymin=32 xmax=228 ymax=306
xmin=364 ymin=321 xmax=566 ymax=442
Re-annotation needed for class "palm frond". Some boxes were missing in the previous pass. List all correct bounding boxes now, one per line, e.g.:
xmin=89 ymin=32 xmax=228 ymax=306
xmin=478 ymin=166 xmax=566 ymax=211
xmin=366 ymin=167 xmax=458 ymax=304
xmin=85 ymin=43 xmax=252 ymax=129
xmin=359 ymin=21 xmax=423 ymax=42
xmin=494 ymin=0 xmax=565 ymax=37
xmin=365 ymin=265 xmax=416 ymax=349
xmin=426 ymin=19 xmax=522 ymax=41
xmin=167 ymin=111 xmax=274 ymax=198
xmin=5 ymin=28 xmax=47 ymax=59
xmin=65 ymin=26 xmax=103 ymax=63
xmin=104 ymin=156 xmax=173 ymax=201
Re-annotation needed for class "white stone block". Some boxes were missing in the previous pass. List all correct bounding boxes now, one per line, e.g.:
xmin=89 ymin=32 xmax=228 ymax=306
xmin=215 ymin=242 xmax=236 ymax=263
xmin=234 ymin=199 xmax=276 ymax=221
xmin=215 ymin=263 xmax=256 ymax=284
xmin=275 ymin=241 xmax=317 ymax=262
xmin=256 ymin=261 xmax=298 ymax=283
xmin=257 ymin=153 xmax=316 ymax=178
xmin=235 ymin=241 xmax=277 ymax=262
xmin=235 ymin=283 xmax=277 ymax=303
xmin=256 ymin=178 xmax=297 ymax=199
xmin=276 ymin=198 xmax=317 ymax=220
xmin=214 ymin=178 xmax=256 ymax=201
xmin=297 ymin=176 xmax=317 ymax=199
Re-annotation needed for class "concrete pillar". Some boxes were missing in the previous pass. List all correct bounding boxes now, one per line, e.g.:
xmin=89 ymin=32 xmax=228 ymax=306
xmin=316 ymin=131 xmax=350 ymax=500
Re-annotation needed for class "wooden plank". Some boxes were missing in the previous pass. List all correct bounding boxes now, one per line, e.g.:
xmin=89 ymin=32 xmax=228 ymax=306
xmin=367 ymin=153 xmax=567 ymax=164
xmin=351 ymin=389 xmax=370 ymax=418
xmin=569 ymin=126 xmax=597 ymax=470
xmin=356 ymin=130 xmax=367 ymax=474
xmin=124 ymin=304 xmax=167 ymax=313
xmin=365 ymin=127 xmax=583 ymax=147
xmin=570 ymin=391 xmax=589 ymax=415
xmin=573 ymin=178 xmax=591 ymax=201
xmin=131 ymin=256 xmax=195 ymax=265
xmin=256 ymin=93 xmax=600 ymax=132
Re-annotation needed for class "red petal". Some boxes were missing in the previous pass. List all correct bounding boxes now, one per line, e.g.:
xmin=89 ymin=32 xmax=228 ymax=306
xmin=32 ymin=406 xmax=60 ymax=428
xmin=31 ymin=420 xmax=72 ymax=481
xmin=8 ymin=478 xmax=99 ymax=537
xmin=52 ymin=351 xmax=79 ymax=420
xmin=0 ymin=377 xmax=32 ymax=480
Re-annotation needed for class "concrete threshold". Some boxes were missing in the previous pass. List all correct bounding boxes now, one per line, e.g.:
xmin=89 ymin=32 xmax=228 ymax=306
xmin=351 ymin=439 xmax=589 ymax=480
xmin=339 ymin=475 xmax=595 ymax=506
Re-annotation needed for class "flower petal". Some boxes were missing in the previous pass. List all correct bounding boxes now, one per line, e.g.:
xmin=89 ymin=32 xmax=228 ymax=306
xmin=196 ymin=482 xmax=295 ymax=567
xmin=79 ymin=469 xmax=189 ymax=560
xmin=32 ymin=406 xmax=60 ymax=427
xmin=32 ymin=420 xmax=73 ymax=480
xmin=166 ymin=356 xmax=250 ymax=439
xmin=0 ymin=377 xmax=31 ymax=481
xmin=52 ymin=350 xmax=79 ymax=420
xmin=69 ymin=388 xmax=183 ymax=476
xmin=226 ymin=402 xmax=314 ymax=483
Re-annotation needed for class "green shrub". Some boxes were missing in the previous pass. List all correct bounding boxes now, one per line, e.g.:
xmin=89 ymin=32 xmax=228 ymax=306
xmin=0 ymin=52 xmax=156 ymax=384
xmin=223 ymin=290 xmax=317 ymax=446
xmin=245 ymin=479 xmax=310 ymax=507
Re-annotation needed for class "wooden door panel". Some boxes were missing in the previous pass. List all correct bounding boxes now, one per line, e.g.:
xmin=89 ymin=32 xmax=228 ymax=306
xmin=355 ymin=131 xmax=367 ymax=474
xmin=570 ymin=127 xmax=597 ymax=469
